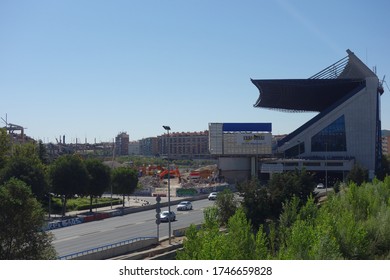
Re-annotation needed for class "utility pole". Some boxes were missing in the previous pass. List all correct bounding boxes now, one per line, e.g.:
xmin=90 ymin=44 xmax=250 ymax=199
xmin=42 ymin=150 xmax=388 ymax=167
xmin=162 ymin=125 xmax=172 ymax=244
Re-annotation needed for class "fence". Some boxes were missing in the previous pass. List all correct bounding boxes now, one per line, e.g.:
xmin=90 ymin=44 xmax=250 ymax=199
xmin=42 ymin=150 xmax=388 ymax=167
xmin=58 ymin=236 xmax=158 ymax=260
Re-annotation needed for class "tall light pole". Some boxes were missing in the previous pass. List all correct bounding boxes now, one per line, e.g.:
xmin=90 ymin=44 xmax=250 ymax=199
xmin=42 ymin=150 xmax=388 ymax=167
xmin=325 ymin=142 xmax=328 ymax=195
xmin=162 ymin=125 xmax=172 ymax=244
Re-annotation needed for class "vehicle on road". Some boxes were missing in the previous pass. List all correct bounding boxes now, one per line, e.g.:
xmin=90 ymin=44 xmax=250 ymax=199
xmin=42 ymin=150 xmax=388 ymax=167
xmin=317 ymin=183 xmax=325 ymax=189
xmin=176 ymin=201 xmax=193 ymax=211
xmin=208 ymin=192 xmax=218 ymax=200
xmin=159 ymin=210 xmax=176 ymax=222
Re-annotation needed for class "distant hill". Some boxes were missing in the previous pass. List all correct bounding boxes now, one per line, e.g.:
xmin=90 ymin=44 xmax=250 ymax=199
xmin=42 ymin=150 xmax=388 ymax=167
xmin=382 ymin=130 xmax=390 ymax=137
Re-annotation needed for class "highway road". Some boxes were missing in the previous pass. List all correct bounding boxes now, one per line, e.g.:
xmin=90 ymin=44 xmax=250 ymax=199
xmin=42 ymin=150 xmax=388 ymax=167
xmin=51 ymin=198 xmax=214 ymax=258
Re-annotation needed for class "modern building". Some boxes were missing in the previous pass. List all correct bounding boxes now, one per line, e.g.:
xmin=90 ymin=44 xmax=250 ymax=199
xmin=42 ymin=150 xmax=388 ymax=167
xmin=115 ymin=132 xmax=129 ymax=156
xmin=251 ymin=49 xmax=384 ymax=182
xmin=128 ymin=140 xmax=140 ymax=155
xmin=139 ymin=137 xmax=158 ymax=156
xmin=382 ymin=132 xmax=390 ymax=156
xmin=209 ymin=49 xmax=384 ymax=184
xmin=209 ymin=123 xmax=272 ymax=182
xmin=159 ymin=130 xmax=209 ymax=160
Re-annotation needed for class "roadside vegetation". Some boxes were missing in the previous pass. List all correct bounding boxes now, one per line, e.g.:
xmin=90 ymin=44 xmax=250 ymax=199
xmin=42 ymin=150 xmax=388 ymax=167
xmin=50 ymin=196 xmax=122 ymax=213
xmin=0 ymin=128 xmax=139 ymax=259
xmin=178 ymin=171 xmax=390 ymax=260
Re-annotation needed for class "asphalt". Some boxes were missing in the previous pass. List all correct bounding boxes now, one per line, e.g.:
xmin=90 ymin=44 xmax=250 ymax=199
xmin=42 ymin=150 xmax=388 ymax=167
xmin=47 ymin=194 xmax=187 ymax=220
xmin=52 ymin=195 xmax=194 ymax=260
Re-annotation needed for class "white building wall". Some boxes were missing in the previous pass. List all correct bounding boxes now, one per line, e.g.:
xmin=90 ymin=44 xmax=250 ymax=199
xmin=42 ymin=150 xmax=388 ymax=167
xmin=281 ymin=77 xmax=379 ymax=175
xmin=344 ymin=77 xmax=378 ymax=173
xmin=209 ymin=123 xmax=223 ymax=155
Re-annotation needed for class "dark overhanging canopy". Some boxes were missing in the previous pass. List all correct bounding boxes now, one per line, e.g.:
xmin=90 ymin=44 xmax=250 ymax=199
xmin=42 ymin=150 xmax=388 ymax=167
xmin=251 ymin=79 xmax=364 ymax=112
xmin=251 ymin=49 xmax=379 ymax=113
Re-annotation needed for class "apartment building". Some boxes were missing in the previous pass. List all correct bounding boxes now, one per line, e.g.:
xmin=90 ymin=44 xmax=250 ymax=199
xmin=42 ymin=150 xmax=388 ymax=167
xmin=159 ymin=130 xmax=209 ymax=159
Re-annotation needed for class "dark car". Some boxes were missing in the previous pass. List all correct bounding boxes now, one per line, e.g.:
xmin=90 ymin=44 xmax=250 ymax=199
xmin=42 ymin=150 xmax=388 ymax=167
xmin=159 ymin=210 xmax=176 ymax=222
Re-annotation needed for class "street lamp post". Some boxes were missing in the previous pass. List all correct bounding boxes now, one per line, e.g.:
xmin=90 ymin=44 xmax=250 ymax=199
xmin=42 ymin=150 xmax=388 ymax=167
xmin=162 ymin=125 xmax=172 ymax=245
xmin=325 ymin=143 xmax=328 ymax=195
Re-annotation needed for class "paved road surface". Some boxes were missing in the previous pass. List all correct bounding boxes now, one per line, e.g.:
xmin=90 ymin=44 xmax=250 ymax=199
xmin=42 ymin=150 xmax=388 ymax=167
xmin=51 ymin=198 xmax=214 ymax=257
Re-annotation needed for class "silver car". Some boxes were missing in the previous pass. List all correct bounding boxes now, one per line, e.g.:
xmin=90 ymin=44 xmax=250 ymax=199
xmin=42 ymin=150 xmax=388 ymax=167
xmin=159 ymin=210 xmax=176 ymax=222
xmin=176 ymin=201 xmax=193 ymax=211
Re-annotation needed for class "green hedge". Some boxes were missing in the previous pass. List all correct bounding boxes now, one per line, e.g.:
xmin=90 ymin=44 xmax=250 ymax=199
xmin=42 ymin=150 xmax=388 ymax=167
xmin=49 ymin=197 xmax=122 ymax=213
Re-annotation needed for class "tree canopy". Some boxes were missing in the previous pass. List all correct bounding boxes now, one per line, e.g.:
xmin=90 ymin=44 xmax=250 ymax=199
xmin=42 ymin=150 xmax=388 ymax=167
xmin=0 ymin=128 xmax=11 ymax=169
xmin=214 ymin=188 xmax=239 ymax=226
xmin=49 ymin=154 xmax=89 ymax=216
xmin=111 ymin=167 xmax=138 ymax=207
xmin=0 ymin=144 xmax=48 ymax=201
xmin=179 ymin=176 xmax=390 ymax=260
xmin=347 ymin=164 xmax=368 ymax=185
xmin=177 ymin=207 xmax=270 ymax=260
xmin=85 ymin=159 xmax=111 ymax=212
xmin=0 ymin=178 xmax=57 ymax=259
xmin=237 ymin=170 xmax=315 ymax=229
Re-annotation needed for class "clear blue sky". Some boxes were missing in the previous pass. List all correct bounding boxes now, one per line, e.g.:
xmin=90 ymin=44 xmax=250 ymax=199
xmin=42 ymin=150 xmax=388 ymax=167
xmin=1 ymin=0 xmax=389 ymax=143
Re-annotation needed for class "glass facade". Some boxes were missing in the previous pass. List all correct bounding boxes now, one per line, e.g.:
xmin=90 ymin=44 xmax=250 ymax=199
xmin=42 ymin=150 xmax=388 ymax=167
xmin=285 ymin=141 xmax=305 ymax=158
xmin=311 ymin=115 xmax=346 ymax=152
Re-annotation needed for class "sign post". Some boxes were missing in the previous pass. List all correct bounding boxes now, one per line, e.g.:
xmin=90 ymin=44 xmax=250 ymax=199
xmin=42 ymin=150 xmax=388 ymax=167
xmin=155 ymin=196 xmax=161 ymax=241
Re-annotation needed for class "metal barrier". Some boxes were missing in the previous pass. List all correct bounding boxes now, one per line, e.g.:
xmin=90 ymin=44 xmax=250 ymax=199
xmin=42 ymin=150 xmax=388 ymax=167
xmin=58 ymin=236 xmax=157 ymax=260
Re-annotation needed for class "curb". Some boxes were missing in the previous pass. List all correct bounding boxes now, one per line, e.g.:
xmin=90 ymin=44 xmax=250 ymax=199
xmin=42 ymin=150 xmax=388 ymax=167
xmin=46 ymin=195 xmax=209 ymax=231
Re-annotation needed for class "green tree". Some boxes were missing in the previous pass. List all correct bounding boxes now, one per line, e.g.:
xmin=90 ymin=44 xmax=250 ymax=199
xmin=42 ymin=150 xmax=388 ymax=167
xmin=111 ymin=167 xmax=138 ymax=207
xmin=277 ymin=197 xmax=342 ymax=260
xmin=214 ymin=188 xmax=238 ymax=226
xmin=268 ymin=169 xmax=315 ymax=217
xmin=238 ymin=178 xmax=271 ymax=229
xmin=278 ymin=196 xmax=300 ymax=249
xmin=179 ymin=176 xmax=390 ymax=260
xmin=49 ymin=154 xmax=89 ymax=216
xmin=37 ymin=140 xmax=49 ymax=164
xmin=85 ymin=159 xmax=111 ymax=213
xmin=222 ymin=208 xmax=257 ymax=259
xmin=0 ymin=178 xmax=57 ymax=259
xmin=0 ymin=146 xmax=48 ymax=201
xmin=0 ymin=128 xmax=11 ymax=169
xmin=376 ymin=156 xmax=390 ymax=181
xmin=347 ymin=164 xmax=368 ymax=185
xmin=177 ymin=207 xmax=270 ymax=260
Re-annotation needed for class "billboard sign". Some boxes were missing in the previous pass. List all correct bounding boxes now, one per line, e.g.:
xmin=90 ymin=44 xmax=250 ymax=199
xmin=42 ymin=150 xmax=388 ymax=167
xmin=237 ymin=133 xmax=271 ymax=145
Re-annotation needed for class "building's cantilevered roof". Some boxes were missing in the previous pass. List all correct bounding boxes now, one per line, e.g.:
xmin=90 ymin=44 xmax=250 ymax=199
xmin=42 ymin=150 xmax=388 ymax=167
xmin=251 ymin=79 xmax=364 ymax=112
xmin=251 ymin=49 xmax=378 ymax=113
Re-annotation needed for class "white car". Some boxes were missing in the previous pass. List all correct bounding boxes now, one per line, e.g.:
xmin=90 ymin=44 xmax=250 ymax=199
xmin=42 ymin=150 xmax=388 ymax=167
xmin=208 ymin=192 xmax=218 ymax=200
xmin=176 ymin=201 xmax=193 ymax=211
xmin=159 ymin=211 xmax=176 ymax=222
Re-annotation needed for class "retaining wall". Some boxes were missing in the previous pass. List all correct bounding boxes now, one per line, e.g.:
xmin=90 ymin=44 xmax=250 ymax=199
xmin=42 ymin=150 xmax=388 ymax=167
xmin=68 ymin=238 xmax=158 ymax=260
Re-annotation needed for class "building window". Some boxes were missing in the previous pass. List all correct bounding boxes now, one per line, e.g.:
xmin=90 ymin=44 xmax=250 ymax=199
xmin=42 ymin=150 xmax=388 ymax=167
xmin=326 ymin=162 xmax=344 ymax=166
xmin=303 ymin=162 xmax=321 ymax=166
xmin=285 ymin=141 xmax=305 ymax=157
xmin=285 ymin=162 xmax=299 ymax=166
xmin=311 ymin=115 xmax=346 ymax=152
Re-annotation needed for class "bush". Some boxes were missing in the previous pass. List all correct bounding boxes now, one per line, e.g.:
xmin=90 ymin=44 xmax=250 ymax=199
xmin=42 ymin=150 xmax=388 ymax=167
xmin=49 ymin=196 xmax=122 ymax=213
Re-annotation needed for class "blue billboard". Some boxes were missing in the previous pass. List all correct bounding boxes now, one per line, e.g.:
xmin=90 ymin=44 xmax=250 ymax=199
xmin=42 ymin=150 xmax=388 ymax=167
xmin=222 ymin=123 xmax=272 ymax=132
